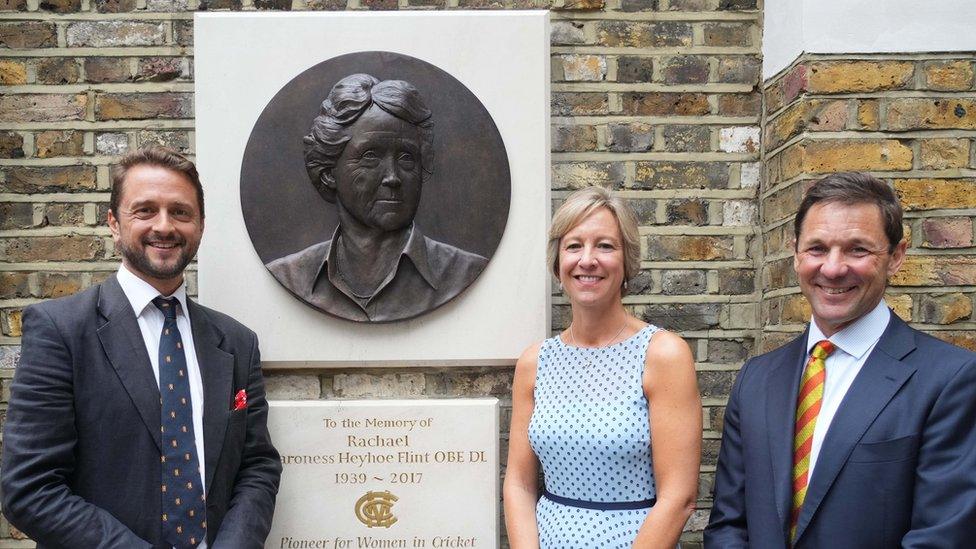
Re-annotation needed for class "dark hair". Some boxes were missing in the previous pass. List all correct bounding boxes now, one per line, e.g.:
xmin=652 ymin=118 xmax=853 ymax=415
xmin=794 ymin=172 xmax=903 ymax=251
xmin=110 ymin=146 xmax=204 ymax=218
xmin=304 ymin=73 xmax=434 ymax=203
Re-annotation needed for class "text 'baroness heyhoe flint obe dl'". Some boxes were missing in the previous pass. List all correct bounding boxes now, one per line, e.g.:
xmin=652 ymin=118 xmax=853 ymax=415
xmin=267 ymin=401 xmax=499 ymax=549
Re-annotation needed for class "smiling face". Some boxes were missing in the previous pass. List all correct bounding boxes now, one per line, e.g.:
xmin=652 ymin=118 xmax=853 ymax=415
xmin=108 ymin=164 xmax=203 ymax=295
xmin=558 ymin=207 xmax=626 ymax=309
xmin=332 ymin=105 xmax=423 ymax=232
xmin=794 ymin=201 xmax=906 ymax=336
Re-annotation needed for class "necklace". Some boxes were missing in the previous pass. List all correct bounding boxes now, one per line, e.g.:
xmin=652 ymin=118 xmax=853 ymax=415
xmin=568 ymin=320 xmax=628 ymax=367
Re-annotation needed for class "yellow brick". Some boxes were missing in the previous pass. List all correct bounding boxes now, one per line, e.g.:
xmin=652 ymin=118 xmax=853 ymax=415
xmin=647 ymin=235 xmax=734 ymax=261
xmin=781 ymin=294 xmax=811 ymax=323
xmin=893 ymin=178 xmax=976 ymax=210
xmin=924 ymin=293 xmax=972 ymax=324
xmin=885 ymin=293 xmax=913 ymax=321
xmin=0 ymin=60 xmax=27 ymax=86
xmin=4 ymin=310 xmax=22 ymax=337
xmin=888 ymin=98 xmax=976 ymax=130
xmin=938 ymin=331 xmax=976 ymax=352
xmin=807 ymin=61 xmax=914 ymax=93
xmin=856 ymin=100 xmax=880 ymax=130
xmin=765 ymin=257 xmax=795 ymax=288
xmin=766 ymin=99 xmax=848 ymax=150
xmin=35 ymin=130 xmax=84 ymax=158
xmin=37 ymin=272 xmax=83 ymax=298
xmin=778 ymin=145 xmax=804 ymax=181
xmin=555 ymin=159 xmax=624 ymax=189
xmin=9 ymin=524 xmax=29 ymax=541
xmin=762 ymin=332 xmax=799 ymax=353
xmin=780 ymin=139 xmax=913 ymax=179
xmin=763 ymin=219 xmax=796 ymax=256
xmin=762 ymin=182 xmax=804 ymax=224
xmin=925 ymin=60 xmax=975 ymax=91
xmin=891 ymin=256 xmax=935 ymax=286
xmin=766 ymin=102 xmax=808 ymax=149
xmin=557 ymin=0 xmax=605 ymax=9
xmin=811 ymin=100 xmax=849 ymax=131
xmin=919 ymin=139 xmax=969 ymax=170
xmin=892 ymin=256 xmax=976 ymax=286
xmin=561 ymin=55 xmax=606 ymax=82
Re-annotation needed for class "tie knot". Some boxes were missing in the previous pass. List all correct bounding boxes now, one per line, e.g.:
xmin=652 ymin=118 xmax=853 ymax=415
xmin=812 ymin=339 xmax=835 ymax=359
xmin=152 ymin=297 xmax=178 ymax=320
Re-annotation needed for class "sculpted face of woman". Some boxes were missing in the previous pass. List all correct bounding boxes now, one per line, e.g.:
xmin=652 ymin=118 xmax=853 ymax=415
xmin=558 ymin=207 xmax=626 ymax=309
xmin=332 ymin=105 xmax=424 ymax=233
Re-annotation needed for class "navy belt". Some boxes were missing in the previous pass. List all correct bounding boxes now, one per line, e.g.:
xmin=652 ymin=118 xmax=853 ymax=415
xmin=542 ymin=489 xmax=656 ymax=510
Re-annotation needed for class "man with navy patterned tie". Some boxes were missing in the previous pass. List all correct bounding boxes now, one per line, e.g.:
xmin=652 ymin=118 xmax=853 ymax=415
xmin=2 ymin=146 xmax=282 ymax=548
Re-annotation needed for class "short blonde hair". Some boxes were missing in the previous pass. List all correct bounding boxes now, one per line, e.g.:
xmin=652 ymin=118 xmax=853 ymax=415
xmin=547 ymin=186 xmax=641 ymax=292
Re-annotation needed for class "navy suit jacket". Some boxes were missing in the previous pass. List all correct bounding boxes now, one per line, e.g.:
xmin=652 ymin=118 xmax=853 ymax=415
xmin=1 ymin=275 xmax=282 ymax=549
xmin=705 ymin=313 xmax=976 ymax=548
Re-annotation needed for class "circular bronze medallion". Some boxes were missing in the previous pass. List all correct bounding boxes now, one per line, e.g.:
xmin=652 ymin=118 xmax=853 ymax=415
xmin=241 ymin=51 xmax=511 ymax=323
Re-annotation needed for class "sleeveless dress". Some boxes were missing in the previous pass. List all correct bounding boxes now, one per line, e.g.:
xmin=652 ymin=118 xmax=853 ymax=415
xmin=528 ymin=325 xmax=660 ymax=549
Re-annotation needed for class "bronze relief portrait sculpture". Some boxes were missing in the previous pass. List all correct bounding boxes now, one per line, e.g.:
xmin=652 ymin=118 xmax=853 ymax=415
xmin=240 ymin=51 xmax=510 ymax=323
xmin=266 ymin=74 xmax=488 ymax=322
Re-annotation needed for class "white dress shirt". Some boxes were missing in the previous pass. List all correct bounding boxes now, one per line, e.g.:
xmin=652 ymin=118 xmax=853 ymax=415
xmin=805 ymin=300 xmax=891 ymax=478
xmin=116 ymin=265 xmax=208 ymax=547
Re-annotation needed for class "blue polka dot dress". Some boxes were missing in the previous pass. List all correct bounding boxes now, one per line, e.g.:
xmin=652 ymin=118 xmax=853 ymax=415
xmin=528 ymin=325 xmax=660 ymax=549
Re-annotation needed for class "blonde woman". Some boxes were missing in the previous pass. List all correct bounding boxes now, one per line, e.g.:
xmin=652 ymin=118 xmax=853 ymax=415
xmin=504 ymin=187 xmax=701 ymax=548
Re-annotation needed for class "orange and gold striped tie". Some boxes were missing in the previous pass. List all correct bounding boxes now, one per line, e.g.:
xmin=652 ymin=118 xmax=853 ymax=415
xmin=790 ymin=339 xmax=835 ymax=543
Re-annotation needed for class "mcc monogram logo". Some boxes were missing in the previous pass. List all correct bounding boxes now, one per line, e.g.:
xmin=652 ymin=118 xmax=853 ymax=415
xmin=355 ymin=490 xmax=399 ymax=528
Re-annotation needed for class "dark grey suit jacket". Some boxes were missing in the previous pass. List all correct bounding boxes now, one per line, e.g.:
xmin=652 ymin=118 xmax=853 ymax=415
xmin=1 ymin=275 xmax=282 ymax=549
xmin=705 ymin=313 xmax=976 ymax=548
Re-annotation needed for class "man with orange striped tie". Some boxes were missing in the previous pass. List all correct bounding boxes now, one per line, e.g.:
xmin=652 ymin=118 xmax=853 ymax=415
xmin=705 ymin=172 xmax=976 ymax=548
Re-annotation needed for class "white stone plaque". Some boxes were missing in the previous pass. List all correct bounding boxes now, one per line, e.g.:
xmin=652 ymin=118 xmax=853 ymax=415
xmin=194 ymin=12 xmax=550 ymax=366
xmin=267 ymin=400 xmax=499 ymax=549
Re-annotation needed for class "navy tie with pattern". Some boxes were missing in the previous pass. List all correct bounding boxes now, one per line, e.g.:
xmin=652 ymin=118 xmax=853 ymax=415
xmin=153 ymin=297 xmax=207 ymax=548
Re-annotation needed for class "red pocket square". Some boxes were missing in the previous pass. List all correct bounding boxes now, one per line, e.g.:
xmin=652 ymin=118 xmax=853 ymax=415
xmin=233 ymin=389 xmax=247 ymax=411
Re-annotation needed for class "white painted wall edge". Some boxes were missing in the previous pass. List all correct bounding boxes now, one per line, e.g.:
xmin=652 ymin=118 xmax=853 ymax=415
xmin=764 ymin=0 xmax=976 ymax=79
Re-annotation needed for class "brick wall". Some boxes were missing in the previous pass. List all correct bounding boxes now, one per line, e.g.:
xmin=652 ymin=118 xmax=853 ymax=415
xmin=0 ymin=0 xmax=763 ymax=546
xmin=762 ymin=54 xmax=976 ymax=357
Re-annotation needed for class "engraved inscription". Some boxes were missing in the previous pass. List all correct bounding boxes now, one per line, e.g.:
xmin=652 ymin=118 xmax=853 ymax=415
xmin=266 ymin=401 xmax=498 ymax=549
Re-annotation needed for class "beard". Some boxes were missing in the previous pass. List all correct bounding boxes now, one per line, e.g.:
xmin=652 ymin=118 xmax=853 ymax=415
xmin=117 ymin=234 xmax=195 ymax=281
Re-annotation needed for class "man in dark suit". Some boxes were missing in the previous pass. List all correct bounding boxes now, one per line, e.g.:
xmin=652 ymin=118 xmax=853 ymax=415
xmin=2 ymin=146 xmax=282 ymax=548
xmin=705 ymin=172 xmax=976 ymax=548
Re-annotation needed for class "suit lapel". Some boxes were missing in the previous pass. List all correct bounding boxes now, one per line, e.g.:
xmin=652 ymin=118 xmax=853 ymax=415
xmin=188 ymin=300 xmax=234 ymax=496
xmin=96 ymin=275 xmax=162 ymax=453
xmin=765 ymin=331 xmax=809 ymax=533
xmin=793 ymin=315 xmax=918 ymax=542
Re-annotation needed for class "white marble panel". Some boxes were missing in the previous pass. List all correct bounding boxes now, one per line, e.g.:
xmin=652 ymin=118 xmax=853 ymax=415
xmin=266 ymin=400 xmax=499 ymax=549
xmin=194 ymin=12 xmax=550 ymax=366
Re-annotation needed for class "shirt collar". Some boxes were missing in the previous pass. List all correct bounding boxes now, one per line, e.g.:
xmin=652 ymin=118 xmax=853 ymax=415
xmin=807 ymin=299 xmax=891 ymax=359
xmin=315 ymin=223 xmax=438 ymax=293
xmin=116 ymin=264 xmax=190 ymax=319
